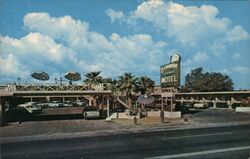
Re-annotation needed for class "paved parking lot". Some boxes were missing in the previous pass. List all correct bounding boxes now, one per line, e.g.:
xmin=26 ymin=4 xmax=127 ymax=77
xmin=185 ymin=108 xmax=250 ymax=123
xmin=1 ymin=108 xmax=250 ymax=139
xmin=0 ymin=118 xmax=126 ymax=138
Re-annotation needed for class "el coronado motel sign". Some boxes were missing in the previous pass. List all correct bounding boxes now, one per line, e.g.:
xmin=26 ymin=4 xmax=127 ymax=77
xmin=160 ymin=54 xmax=181 ymax=88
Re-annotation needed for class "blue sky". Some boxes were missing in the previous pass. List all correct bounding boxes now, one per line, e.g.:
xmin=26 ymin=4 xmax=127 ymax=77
xmin=0 ymin=0 xmax=249 ymax=89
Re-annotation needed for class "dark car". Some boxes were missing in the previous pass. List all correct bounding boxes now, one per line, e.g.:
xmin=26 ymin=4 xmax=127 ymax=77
xmin=175 ymin=105 xmax=189 ymax=114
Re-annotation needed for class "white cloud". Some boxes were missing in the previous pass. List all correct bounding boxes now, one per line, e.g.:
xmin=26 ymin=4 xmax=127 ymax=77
xmin=1 ymin=12 xmax=167 ymax=82
xmin=105 ymin=9 xmax=125 ymax=23
xmin=1 ymin=32 xmax=77 ymax=63
xmin=0 ymin=53 xmax=30 ymax=79
xmin=232 ymin=53 xmax=240 ymax=59
xmin=219 ymin=66 xmax=250 ymax=75
xmin=24 ymin=12 xmax=90 ymax=50
xmin=226 ymin=25 xmax=250 ymax=42
xmin=183 ymin=52 xmax=209 ymax=66
xmin=193 ymin=52 xmax=209 ymax=63
xmin=219 ymin=69 xmax=231 ymax=74
xmin=231 ymin=67 xmax=250 ymax=74
xmin=209 ymin=42 xmax=226 ymax=57
xmin=0 ymin=32 xmax=81 ymax=81
xmin=107 ymin=0 xmax=249 ymax=47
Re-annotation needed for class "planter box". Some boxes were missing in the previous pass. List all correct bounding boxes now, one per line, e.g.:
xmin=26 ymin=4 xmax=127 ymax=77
xmin=236 ymin=107 xmax=250 ymax=113
xmin=147 ymin=111 xmax=181 ymax=118
xmin=164 ymin=111 xmax=181 ymax=118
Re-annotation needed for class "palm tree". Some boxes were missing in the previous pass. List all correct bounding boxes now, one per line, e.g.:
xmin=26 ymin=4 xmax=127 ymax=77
xmin=101 ymin=78 xmax=118 ymax=92
xmin=84 ymin=71 xmax=102 ymax=89
xmin=117 ymin=73 xmax=138 ymax=107
xmin=136 ymin=76 xmax=155 ymax=95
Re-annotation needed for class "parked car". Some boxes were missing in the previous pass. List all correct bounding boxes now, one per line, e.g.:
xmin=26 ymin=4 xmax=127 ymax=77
xmin=184 ymin=103 xmax=193 ymax=109
xmin=62 ymin=101 xmax=73 ymax=107
xmin=82 ymin=106 xmax=100 ymax=119
xmin=37 ymin=102 xmax=49 ymax=108
xmin=17 ymin=102 xmax=42 ymax=114
xmin=48 ymin=101 xmax=63 ymax=108
xmin=175 ymin=105 xmax=189 ymax=114
xmin=73 ymin=100 xmax=86 ymax=107
xmin=194 ymin=103 xmax=208 ymax=109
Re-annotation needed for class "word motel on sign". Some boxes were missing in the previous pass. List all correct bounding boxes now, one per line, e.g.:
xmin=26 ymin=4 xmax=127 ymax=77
xmin=161 ymin=75 xmax=177 ymax=83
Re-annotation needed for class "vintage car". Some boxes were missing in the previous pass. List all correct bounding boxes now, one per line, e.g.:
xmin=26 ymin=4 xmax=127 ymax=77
xmin=48 ymin=101 xmax=63 ymax=108
xmin=17 ymin=102 xmax=42 ymax=114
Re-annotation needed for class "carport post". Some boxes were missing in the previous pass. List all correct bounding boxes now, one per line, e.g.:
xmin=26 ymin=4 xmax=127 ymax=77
xmin=170 ymin=97 xmax=173 ymax=112
xmin=213 ymin=100 xmax=217 ymax=108
xmin=161 ymin=97 xmax=164 ymax=111
xmin=46 ymin=96 xmax=50 ymax=103
xmin=107 ymin=96 xmax=110 ymax=118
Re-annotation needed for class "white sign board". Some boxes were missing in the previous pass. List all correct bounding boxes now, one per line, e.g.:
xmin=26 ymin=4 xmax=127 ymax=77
xmin=161 ymin=92 xmax=174 ymax=98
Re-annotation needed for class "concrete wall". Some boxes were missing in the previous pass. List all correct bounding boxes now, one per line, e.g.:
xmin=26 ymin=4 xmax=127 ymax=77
xmin=236 ymin=107 xmax=250 ymax=113
xmin=147 ymin=111 xmax=181 ymax=118
xmin=109 ymin=112 xmax=134 ymax=119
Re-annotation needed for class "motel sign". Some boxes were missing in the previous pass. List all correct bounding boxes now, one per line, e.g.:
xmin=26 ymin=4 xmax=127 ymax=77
xmin=160 ymin=54 xmax=181 ymax=88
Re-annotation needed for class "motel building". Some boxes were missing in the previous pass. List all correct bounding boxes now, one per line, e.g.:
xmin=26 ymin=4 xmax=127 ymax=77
xmin=0 ymin=54 xmax=250 ymax=125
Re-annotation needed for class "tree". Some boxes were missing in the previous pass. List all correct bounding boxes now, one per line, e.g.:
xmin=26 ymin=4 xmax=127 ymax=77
xmin=135 ymin=76 xmax=155 ymax=95
xmin=117 ymin=73 xmax=138 ymax=107
xmin=182 ymin=67 xmax=233 ymax=92
xmin=84 ymin=71 xmax=102 ymax=89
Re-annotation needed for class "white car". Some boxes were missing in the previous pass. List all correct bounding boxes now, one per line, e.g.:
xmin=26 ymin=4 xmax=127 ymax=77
xmin=194 ymin=103 xmax=208 ymax=109
xmin=17 ymin=102 xmax=42 ymax=114
xmin=73 ymin=100 xmax=86 ymax=107
xmin=62 ymin=101 xmax=73 ymax=107
xmin=48 ymin=101 xmax=62 ymax=108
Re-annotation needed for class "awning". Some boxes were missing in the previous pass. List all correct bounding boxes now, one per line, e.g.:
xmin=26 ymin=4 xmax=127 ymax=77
xmin=137 ymin=95 xmax=154 ymax=105
xmin=31 ymin=71 xmax=49 ymax=81
xmin=64 ymin=72 xmax=81 ymax=81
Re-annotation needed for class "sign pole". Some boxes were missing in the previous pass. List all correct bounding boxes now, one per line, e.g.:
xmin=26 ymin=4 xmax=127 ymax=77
xmin=170 ymin=96 xmax=173 ymax=112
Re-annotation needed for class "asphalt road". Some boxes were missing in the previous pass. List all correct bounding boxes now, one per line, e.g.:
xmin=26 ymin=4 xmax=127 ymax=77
xmin=1 ymin=125 xmax=250 ymax=159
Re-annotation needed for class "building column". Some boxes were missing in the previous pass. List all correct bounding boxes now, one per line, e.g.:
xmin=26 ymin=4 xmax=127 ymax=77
xmin=106 ymin=95 xmax=111 ymax=121
xmin=170 ymin=97 xmax=173 ymax=112
xmin=228 ymin=97 xmax=233 ymax=109
xmin=46 ymin=96 xmax=50 ymax=103
xmin=213 ymin=99 xmax=217 ymax=108
xmin=180 ymin=99 xmax=183 ymax=106
xmin=89 ymin=96 xmax=92 ymax=106
xmin=161 ymin=97 xmax=164 ymax=111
